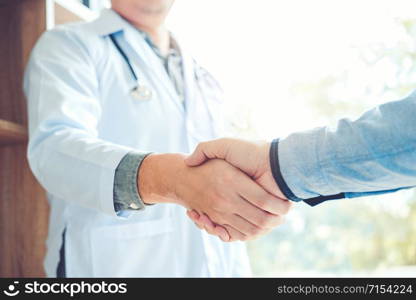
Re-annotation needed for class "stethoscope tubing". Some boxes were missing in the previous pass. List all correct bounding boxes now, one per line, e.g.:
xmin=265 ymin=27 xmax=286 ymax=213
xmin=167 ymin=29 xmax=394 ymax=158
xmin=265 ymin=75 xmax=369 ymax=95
xmin=109 ymin=33 xmax=138 ymax=81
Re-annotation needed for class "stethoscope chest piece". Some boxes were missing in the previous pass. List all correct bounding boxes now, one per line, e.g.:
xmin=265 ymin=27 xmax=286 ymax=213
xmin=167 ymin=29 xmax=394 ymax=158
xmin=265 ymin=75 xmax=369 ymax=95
xmin=109 ymin=33 xmax=153 ymax=102
xmin=131 ymin=84 xmax=153 ymax=101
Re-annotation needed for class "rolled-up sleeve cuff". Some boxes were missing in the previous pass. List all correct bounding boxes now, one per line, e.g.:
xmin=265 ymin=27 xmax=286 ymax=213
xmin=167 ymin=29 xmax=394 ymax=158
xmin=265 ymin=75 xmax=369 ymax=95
xmin=270 ymin=132 xmax=345 ymax=206
xmin=113 ymin=151 xmax=152 ymax=213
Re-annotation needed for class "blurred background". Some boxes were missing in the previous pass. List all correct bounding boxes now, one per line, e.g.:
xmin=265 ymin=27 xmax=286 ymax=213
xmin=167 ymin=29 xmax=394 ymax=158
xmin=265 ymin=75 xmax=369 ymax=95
xmin=77 ymin=0 xmax=416 ymax=277
xmin=62 ymin=0 xmax=416 ymax=276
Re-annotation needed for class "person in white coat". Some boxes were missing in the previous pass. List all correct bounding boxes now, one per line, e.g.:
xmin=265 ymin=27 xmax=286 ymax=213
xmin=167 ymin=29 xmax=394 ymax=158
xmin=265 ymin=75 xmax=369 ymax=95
xmin=24 ymin=0 xmax=291 ymax=277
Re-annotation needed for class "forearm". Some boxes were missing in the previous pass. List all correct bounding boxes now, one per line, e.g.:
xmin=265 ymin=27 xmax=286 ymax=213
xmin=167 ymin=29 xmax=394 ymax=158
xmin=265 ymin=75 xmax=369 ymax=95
xmin=138 ymin=153 xmax=187 ymax=206
xmin=274 ymin=91 xmax=416 ymax=202
xmin=114 ymin=152 xmax=187 ymax=213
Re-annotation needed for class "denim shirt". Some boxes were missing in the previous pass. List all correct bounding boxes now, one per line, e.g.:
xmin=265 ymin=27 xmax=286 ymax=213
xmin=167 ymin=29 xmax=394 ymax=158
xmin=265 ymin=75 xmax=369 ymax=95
xmin=271 ymin=90 xmax=416 ymax=206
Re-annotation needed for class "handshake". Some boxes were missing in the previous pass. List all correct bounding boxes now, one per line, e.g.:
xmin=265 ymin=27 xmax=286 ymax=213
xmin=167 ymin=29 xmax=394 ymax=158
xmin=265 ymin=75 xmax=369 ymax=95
xmin=138 ymin=138 xmax=292 ymax=242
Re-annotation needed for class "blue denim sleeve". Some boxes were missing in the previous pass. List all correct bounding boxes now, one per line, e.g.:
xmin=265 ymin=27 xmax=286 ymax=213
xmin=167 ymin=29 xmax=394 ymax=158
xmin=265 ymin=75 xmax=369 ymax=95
xmin=113 ymin=151 xmax=152 ymax=213
xmin=273 ymin=90 xmax=416 ymax=206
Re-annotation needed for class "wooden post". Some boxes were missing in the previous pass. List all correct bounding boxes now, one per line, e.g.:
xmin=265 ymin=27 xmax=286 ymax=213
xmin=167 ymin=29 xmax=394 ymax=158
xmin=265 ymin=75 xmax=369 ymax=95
xmin=0 ymin=0 xmax=92 ymax=277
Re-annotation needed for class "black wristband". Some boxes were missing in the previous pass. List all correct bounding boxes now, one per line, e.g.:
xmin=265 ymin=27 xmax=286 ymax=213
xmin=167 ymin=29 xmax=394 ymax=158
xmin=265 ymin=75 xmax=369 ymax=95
xmin=269 ymin=139 xmax=303 ymax=202
xmin=269 ymin=139 xmax=345 ymax=206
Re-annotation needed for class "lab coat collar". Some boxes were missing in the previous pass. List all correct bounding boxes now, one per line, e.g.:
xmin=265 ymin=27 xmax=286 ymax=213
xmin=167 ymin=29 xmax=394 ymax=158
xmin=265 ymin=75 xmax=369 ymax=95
xmin=90 ymin=9 xmax=131 ymax=36
xmin=90 ymin=8 xmax=192 ymax=113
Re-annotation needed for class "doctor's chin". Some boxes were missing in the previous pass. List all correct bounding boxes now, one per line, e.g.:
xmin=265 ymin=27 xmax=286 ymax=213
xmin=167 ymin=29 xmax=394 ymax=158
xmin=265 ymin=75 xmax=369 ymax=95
xmin=1 ymin=0 xmax=416 ymax=283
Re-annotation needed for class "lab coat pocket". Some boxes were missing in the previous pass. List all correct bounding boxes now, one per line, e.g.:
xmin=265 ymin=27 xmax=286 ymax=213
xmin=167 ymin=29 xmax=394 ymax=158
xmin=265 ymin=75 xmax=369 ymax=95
xmin=89 ymin=218 xmax=177 ymax=277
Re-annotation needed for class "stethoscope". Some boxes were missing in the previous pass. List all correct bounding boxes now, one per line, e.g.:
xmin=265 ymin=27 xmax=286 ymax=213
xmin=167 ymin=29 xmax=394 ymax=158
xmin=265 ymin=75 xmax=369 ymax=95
xmin=109 ymin=33 xmax=153 ymax=101
xmin=108 ymin=32 xmax=220 ymax=138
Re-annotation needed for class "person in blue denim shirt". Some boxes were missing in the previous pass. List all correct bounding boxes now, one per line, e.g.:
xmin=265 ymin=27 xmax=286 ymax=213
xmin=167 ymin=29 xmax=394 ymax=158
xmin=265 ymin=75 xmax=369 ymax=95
xmin=186 ymin=91 xmax=416 ymax=241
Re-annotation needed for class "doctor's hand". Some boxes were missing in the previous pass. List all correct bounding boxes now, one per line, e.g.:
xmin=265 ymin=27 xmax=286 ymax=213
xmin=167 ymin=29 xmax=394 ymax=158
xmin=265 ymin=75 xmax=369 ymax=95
xmin=184 ymin=138 xmax=292 ymax=241
xmin=138 ymin=153 xmax=289 ymax=241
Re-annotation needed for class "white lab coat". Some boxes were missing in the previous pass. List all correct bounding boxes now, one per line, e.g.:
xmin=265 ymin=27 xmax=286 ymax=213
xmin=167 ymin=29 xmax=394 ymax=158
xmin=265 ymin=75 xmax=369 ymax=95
xmin=24 ymin=9 xmax=251 ymax=277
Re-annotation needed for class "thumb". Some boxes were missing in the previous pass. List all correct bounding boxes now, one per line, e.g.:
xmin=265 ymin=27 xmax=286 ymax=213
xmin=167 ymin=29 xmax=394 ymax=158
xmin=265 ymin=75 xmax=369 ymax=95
xmin=184 ymin=143 xmax=209 ymax=166
xmin=185 ymin=140 xmax=228 ymax=166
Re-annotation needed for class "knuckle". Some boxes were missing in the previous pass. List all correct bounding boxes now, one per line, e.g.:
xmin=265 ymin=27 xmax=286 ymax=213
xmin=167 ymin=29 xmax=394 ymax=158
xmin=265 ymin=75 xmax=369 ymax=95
xmin=281 ymin=200 xmax=293 ymax=215
xmin=258 ymin=214 xmax=274 ymax=229
xmin=205 ymin=229 xmax=216 ymax=235
xmin=257 ymin=214 xmax=282 ymax=230
xmin=248 ymin=226 xmax=262 ymax=237
xmin=239 ymin=235 xmax=249 ymax=242
xmin=272 ymin=215 xmax=285 ymax=226
xmin=256 ymin=198 xmax=268 ymax=211
xmin=194 ymin=219 xmax=203 ymax=227
xmin=209 ymin=212 xmax=222 ymax=224
xmin=253 ymin=228 xmax=269 ymax=240
xmin=245 ymin=234 xmax=259 ymax=241
xmin=254 ymin=216 xmax=268 ymax=229
xmin=269 ymin=214 xmax=283 ymax=226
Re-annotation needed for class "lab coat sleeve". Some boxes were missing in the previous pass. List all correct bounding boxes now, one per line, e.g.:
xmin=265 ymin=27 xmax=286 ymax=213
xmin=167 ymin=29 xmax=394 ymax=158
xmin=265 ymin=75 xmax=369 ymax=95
xmin=24 ymin=29 xmax=134 ymax=217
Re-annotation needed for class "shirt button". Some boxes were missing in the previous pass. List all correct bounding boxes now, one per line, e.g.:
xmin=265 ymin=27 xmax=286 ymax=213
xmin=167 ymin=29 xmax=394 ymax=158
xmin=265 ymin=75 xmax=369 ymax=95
xmin=129 ymin=203 xmax=140 ymax=210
